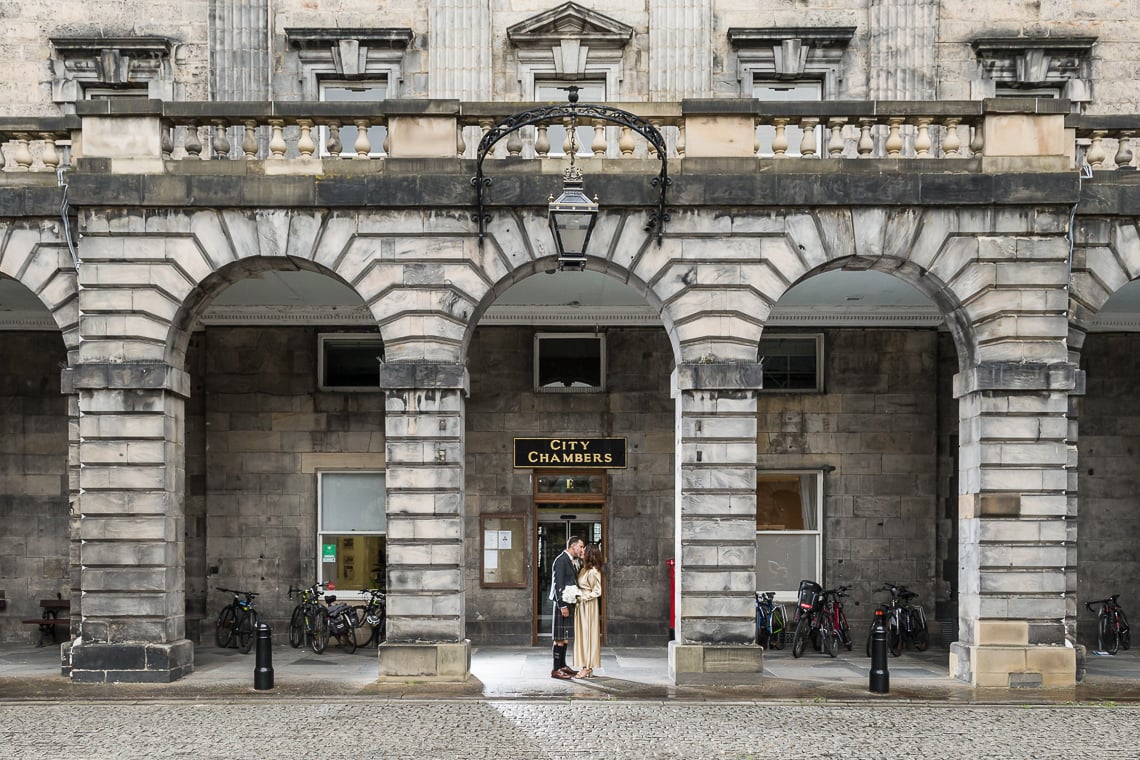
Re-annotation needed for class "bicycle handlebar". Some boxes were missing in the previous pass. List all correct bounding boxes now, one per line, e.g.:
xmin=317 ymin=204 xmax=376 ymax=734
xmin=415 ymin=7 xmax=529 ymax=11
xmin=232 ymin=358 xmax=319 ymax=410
xmin=216 ymin=586 xmax=258 ymax=597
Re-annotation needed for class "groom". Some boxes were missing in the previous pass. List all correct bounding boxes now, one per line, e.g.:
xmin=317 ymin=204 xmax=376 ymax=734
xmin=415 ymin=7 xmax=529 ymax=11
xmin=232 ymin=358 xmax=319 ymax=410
xmin=550 ymin=535 xmax=585 ymax=679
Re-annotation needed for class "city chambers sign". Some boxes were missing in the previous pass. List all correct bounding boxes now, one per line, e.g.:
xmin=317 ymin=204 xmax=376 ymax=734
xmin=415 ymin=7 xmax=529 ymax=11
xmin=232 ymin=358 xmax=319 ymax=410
xmin=513 ymin=437 xmax=627 ymax=469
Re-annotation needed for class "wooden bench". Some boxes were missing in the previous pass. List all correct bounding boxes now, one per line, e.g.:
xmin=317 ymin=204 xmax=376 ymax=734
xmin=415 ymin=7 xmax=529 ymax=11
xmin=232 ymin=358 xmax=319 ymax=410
xmin=21 ymin=599 xmax=70 ymax=647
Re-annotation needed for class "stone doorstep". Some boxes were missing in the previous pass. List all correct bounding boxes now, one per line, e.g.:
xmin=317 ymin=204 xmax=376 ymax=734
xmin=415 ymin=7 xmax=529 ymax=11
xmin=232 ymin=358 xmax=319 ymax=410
xmin=67 ymin=639 xmax=195 ymax=684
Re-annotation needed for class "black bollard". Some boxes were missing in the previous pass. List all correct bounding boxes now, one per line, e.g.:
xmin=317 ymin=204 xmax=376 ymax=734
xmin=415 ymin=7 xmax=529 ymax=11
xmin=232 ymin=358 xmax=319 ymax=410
xmin=254 ymin=622 xmax=274 ymax=691
xmin=869 ymin=609 xmax=889 ymax=694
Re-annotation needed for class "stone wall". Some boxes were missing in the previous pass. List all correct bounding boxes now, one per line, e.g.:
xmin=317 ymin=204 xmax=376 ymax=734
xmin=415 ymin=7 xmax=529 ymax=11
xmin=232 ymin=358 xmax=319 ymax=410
xmin=464 ymin=325 xmax=676 ymax=646
xmin=0 ymin=332 xmax=69 ymax=642
xmin=1077 ymin=332 xmax=1140 ymax=649
xmin=191 ymin=326 xmax=385 ymax=636
xmin=756 ymin=328 xmax=946 ymax=633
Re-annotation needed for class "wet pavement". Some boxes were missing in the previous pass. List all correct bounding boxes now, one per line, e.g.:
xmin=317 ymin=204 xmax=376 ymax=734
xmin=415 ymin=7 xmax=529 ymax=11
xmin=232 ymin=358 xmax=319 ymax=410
xmin=1 ymin=639 xmax=1139 ymax=704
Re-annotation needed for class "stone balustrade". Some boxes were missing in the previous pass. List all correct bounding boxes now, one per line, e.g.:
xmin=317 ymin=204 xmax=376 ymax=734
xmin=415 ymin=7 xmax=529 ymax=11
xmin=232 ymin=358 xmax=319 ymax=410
xmin=1068 ymin=115 xmax=1140 ymax=170
xmin=0 ymin=98 xmax=1085 ymax=172
xmin=0 ymin=118 xmax=77 ymax=172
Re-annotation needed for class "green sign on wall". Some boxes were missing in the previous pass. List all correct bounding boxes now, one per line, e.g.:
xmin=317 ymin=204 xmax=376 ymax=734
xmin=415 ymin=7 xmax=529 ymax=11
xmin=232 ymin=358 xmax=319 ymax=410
xmin=322 ymin=543 xmax=336 ymax=562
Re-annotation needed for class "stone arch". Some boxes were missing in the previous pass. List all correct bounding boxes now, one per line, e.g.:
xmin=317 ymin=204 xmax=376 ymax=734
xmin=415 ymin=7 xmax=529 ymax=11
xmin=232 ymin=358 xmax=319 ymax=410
xmin=1069 ymin=218 xmax=1140 ymax=358
xmin=0 ymin=221 xmax=79 ymax=361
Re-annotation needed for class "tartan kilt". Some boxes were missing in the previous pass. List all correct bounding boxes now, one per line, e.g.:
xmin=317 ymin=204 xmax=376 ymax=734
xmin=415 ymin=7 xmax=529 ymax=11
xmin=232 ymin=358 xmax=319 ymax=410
xmin=552 ymin=603 xmax=576 ymax=641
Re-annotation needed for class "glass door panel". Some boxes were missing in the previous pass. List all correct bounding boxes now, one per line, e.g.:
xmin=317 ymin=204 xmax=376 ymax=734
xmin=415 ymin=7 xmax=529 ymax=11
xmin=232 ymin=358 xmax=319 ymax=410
xmin=535 ymin=506 xmax=603 ymax=642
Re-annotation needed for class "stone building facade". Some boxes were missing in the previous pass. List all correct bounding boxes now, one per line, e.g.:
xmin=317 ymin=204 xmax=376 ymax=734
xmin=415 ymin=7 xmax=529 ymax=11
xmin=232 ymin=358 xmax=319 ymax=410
xmin=0 ymin=1 xmax=1139 ymax=689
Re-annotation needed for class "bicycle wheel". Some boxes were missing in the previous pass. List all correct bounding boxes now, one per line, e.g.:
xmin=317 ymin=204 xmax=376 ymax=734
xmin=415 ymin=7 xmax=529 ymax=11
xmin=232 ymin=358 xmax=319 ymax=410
xmin=288 ymin=606 xmax=305 ymax=648
xmin=825 ymin=630 xmax=840 ymax=658
xmin=755 ymin=608 xmax=768 ymax=647
xmin=1100 ymin=613 xmax=1118 ymax=654
xmin=911 ymin=606 xmax=929 ymax=652
xmin=335 ymin=611 xmax=357 ymax=654
xmin=768 ymin=606 xmax=787 ymax=650
xmin=311 ymin=607 xmax=330 ymax=654
xmin=1119 ymin=610 xmax=1131 ymax=651
xmin=215 ymin=606 xmax=235 ymax=648
xmin=838 ymin=608 xmax=853 ymax=650
xmin=237 ymin=609 xmax=258 ymax=653
xmin=819 ymin=614 xmax=836 ymax=658
xmin=791 ymin=615 xmax=810 ymax=659
xmin=888 ymin=612 xmax=903 ymax=657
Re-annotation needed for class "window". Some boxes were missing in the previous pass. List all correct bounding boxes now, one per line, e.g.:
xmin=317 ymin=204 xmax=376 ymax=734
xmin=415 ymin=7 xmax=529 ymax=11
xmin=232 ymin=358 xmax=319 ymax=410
xmin=755 ymin=471 xmax=822 ymax=599
xmin=534 ymin=332 xmax=605 ymax=393
xmin=758 ymin=334 xmax=823 ymax=392
xmin=319 ymin=80 xmax=387 ymax=157
xmin=318 ymin=471 xmax=386 ymax=593
xmin=754 ymin=80 xmax=822 ymax=157
xmin=318 ymin=334 xmax=383 ymax=391
xmin=535 ymin=80 xmax=606 ymax=157
xmin=50 ymin=36 xmax=175 ymax=110
xmin=971 ymin=36 xmax=1095 ymax=113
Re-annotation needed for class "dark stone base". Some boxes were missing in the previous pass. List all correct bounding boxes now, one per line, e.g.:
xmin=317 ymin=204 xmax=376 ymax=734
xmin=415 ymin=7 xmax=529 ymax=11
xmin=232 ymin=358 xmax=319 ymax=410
xmin=68 ymin=639 xmax=194 ymax=683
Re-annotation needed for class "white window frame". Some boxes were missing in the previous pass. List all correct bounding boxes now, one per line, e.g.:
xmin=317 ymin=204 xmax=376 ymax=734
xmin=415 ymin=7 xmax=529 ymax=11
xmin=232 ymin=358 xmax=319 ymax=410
xmin=318 ymin=333 xmax=384 ymax=391
xmin=317 ymin=470 xmax=387 ymax=600
xmin=758 ymin=333 xmax=824 ymax=393
xmin=755 ymin=470 xmax=824 ymax=602
xmin=534 ymin=332 xmax=606 ymax=393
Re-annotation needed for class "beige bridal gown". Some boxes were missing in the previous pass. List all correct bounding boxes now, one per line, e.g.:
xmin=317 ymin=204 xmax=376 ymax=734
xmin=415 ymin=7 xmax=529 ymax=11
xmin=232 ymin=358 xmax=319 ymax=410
xmin=573 ymin=567 xmax=602 ymax=670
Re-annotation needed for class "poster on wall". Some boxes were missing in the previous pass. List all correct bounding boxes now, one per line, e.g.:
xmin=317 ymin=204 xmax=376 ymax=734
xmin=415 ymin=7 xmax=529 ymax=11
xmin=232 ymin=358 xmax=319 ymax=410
xmin=480 ymin=514 xmax=526 ymax=588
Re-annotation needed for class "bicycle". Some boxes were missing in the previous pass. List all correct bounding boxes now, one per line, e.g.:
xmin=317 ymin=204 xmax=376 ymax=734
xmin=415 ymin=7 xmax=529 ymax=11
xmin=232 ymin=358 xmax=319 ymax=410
xmin=288 ymin=582 xmax=331 ymax=654
xmin=353 ymin=588 xmax=387 ymax=648
xmin=867 ymin=583 xmax=928 ymax=657
xmin=754 ymin=591 xmax=788 ymax=650
xmin=827 ymin=585 xmax=854 ymax=652
xmin=325 ymin=590 xmax=359 ymax=654
xmin=1086 ymin=594 xmax=1131 ymax=654
xmin=791 ymin=580 xmax=827 ymax=658
xmin=214 ymin=587 xmax=259 ymax=653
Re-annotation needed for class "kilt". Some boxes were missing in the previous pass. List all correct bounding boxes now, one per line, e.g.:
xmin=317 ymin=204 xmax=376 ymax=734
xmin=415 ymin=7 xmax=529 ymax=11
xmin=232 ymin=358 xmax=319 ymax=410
xmin=552 ymin=602 xmax=576 ymax=641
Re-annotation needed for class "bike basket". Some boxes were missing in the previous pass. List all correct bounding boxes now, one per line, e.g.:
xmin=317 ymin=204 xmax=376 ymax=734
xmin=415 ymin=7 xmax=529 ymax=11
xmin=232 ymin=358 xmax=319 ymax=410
xmin=797 ymin=580 xmax=822 ymax=611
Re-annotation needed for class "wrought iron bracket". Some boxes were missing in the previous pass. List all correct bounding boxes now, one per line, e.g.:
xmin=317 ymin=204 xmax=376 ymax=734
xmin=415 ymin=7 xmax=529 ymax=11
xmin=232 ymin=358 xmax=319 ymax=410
xmin=471 ymin=95 xmax=670 ymax=246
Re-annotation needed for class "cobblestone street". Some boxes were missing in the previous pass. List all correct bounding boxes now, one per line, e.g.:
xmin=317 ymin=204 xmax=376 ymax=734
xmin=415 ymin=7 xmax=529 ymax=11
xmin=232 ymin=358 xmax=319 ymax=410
xmin=0 ymin=699 xmax=1136 ymax=759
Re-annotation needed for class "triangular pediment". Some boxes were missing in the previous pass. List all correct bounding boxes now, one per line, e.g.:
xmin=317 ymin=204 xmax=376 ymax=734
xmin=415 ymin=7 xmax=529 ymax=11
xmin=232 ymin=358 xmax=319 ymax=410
xmin=508 ymin=2 xmax=633 ymax=48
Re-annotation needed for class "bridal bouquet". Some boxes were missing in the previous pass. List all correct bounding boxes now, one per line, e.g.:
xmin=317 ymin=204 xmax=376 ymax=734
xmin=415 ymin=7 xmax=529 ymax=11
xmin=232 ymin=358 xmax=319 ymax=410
xmin=561 ymin=584 xmax=581 ymax=604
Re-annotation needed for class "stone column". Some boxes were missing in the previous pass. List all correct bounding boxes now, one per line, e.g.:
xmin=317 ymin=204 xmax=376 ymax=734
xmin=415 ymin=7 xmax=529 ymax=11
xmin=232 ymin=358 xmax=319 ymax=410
xmin=669 ymin=361 xmax=764 ymax=685
xmin=376 ymin=361 xmax=470 ymax=681
xmin=649 ymin=0 xmax=712 ymax=99
xmin=951 ymin=361 xmax=1082 ymax=688
xmin=869 ymin=0 xmax=939 ymax=99
xmin=65 ymin=362 xmax=192 ymax=683
xmin=428 ymin=0 xmax=491 ymax=99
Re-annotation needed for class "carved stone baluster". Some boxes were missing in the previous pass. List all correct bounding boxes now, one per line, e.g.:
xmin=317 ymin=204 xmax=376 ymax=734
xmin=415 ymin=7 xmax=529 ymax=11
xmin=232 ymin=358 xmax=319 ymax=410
xmin=942 ymin=118 xmax=962 ymax=157
xmin=755 ymin=118 xmax=762 ymax=157
xmin=592 ymin=123 xmax=606 ymax=156
xmin=456 ymin=124 xmax=467 ymax=157
xmin=383 ymin=126 xmax=390 ymax=155
xmin=915 ymin=118 xmax=932 ymax=158
xmin=885 ymin=118 xmax=904 ymax=158
xmin=268 ymin=121 xmax=287 ymax=159
xmin=506 ymin=127 xmax=523 ymax=157
xmin=536 ymin=125 xmax=550 ymax=157
xmin=480 ymin=119 xmax=493 ymax=156
xmin=353 ymin=120 xmax=371 ymax=158
xmin=562 ymin=120 xmax=573 ymax=156
xmin=297 ymin=120 xmax=316 ymax=160
xmin=1085 ymin=131 xmax=1107 ymax=168
xmin=1114 ymin=131 xmax=1134 ymax=169
xmin=243 ymin=122 xmax=258 ymax=159
xmin=211 ymin=120 xmax=230 ymax=160
xmin=327 ymin=122 xmax=342 ymax=158
xmin=0 ymin=139 xmax=5 ymax=171
xmin=857 ymin=119 xmax=875 ymax=158
xmin=184 ymin=124 xmax=204 ymax=160
xmin=10 ymin=134 xmax=33 ymax=171
xmin=827 ymin=118 xmax=846 ymax=158
xmin=676 ymin=123 xmax=685 ymax=157
xmin=969 ymin=123 xmax=985 ymax=157
xmin=40 ymin=133 xmax=60 ymax=172
xmin=649 ymin=120 xmax=663 ymax=159
xmin=162 ymin=127 xmax=173 ymax=160
xmin=772 ymin=118 xmax=789 ymax=157
xmin=799 ymin=118 xmax=819 ymax=158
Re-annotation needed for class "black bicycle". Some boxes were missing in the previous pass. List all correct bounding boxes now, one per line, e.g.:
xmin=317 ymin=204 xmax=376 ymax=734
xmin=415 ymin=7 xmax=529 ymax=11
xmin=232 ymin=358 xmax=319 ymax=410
xmin=288 ymin=582 xmax=330 ymax=654
xmin=353 ymin=588 xmax=388 ymax=647
xmin=215 ymin=587 xmax=259 ymax=653
xmin=1086 ymin=594 xmax=1131 ymax=654
xmin=867 ymin=583 xmax=928 ymax=657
